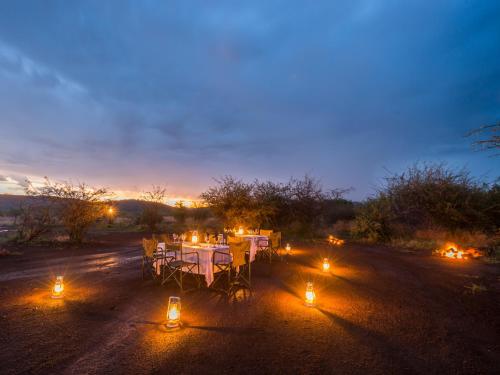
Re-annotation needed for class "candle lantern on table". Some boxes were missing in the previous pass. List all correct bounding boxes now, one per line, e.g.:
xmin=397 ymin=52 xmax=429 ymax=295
xmin=191 ymin=231 xmax=198 ymax=244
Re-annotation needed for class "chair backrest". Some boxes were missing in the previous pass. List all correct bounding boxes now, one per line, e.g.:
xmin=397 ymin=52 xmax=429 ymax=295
xmin=270 ymin=232 xmax=281 ymax=248
xmin=260 ymin=229 xmax=273 ymax=236
xmin=229 ymin=240 xmax=251 ymax=268
xmin=142 ymin=238 xmax=158 ymax=257
xmin=165 ymin=242 xmax=182 ymax=253
xmin=159 ymin=234 xmax=170 ymax=243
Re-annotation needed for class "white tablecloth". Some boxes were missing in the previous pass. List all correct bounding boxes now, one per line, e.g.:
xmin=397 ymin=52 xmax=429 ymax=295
xmin=235 ymin=234 xmax=268 ymax=261
xmin=156 ymin=242 xmax=230 ymax=286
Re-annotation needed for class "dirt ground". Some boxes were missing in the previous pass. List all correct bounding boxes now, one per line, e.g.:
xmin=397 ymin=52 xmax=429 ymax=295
xmin=0 ymin=233 xmax=499 ymax=374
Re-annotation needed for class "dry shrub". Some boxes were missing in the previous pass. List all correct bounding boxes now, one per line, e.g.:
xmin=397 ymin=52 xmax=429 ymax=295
xmin=414 ymin=228 xmax=491 ymax=248
xmin=331 ymin=220 xmax=355 ymax=237
xmin=25 ymin=178 xmax=112 ymax=243
xmin=352 ymin=163 xmax=499 ymax=243
xmin=201 ymin=175 xmax=348 ymax=237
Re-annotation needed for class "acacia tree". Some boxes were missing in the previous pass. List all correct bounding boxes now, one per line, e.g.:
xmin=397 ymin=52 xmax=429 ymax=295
xmin=200 ymin=176 xmax=257 ymax=228
xmin=26 ymin=178 xmax=112 ymax=243
xmin=15 ymin=200 xmax=54 ymax=242
xmin=253 ymin=180 xmax=291 ymax=229
xmin=468 ymin=122 xmax=499 ymax=156
xmin=201 ymin=175 xmax=333 ymax=236
xmin=288 ymin=176 xmax=327 ymax=236
xmin=140 ymin=185 xmax=167 ymax=232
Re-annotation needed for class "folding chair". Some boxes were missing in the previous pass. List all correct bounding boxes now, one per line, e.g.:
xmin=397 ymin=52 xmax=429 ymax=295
xmin=212 ymin=248 xmax=232 ymax=294
xmin=161 ymin=243 xmax=201 ymax=292
xmin=230 ymin=239 xmax=252 ymax=294
xmin=267 ymin=232 xmax=282 ymax=264
xmin=257 ymin=236 xmax=270 ymax=261
xmin=142 ymin=238 xmax=158 ymax=280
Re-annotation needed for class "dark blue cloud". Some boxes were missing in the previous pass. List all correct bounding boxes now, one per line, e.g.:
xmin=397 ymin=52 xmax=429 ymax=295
xmin=0 ymin=0 xmax=498 ymax=199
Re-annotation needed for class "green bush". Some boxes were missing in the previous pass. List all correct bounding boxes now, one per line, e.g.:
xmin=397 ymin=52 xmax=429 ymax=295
xmin=352 ymin=163 xmax=499 ymax=242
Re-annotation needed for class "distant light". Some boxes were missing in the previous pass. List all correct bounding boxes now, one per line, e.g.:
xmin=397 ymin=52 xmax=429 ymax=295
xmin=238 ymin=227 xmax=244 ymax=235
xmin=285 ymin=243 xmax=291 ymax=253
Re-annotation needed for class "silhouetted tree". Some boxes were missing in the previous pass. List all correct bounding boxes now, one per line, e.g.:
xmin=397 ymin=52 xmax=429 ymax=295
xmin=468 ymin=122 xmax=499 ymax=156
xmin=26 ymin=178 xmax=112 ymax=243
xmin=140 ymin=185 xmax=167 ymax=232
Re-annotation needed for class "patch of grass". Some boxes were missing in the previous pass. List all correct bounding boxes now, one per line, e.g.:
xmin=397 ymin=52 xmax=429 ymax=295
xmin=390 ymin=238 xmax=437 ymax=251
xmin=458 ymin=274 xmax=480 ymax=279
xmin=482 ymin=247 xmax=500 ymax=264
xmin=483 ymin=257 xmax=500 ymax=264
xmin=464 ymin=283 xmax=488 ymax=295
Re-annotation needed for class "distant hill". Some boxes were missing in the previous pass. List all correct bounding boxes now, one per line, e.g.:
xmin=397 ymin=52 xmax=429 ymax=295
xmin=0 ymin=194 xmax=175 ymax=217
xmin=114 ymin=199 xmax=175 ymax=217
xmin=0 ymin=194 xmax=32 ymax=212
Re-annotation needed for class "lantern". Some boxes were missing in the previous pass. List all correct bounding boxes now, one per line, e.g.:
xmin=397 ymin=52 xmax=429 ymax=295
xmin=52 ymin=276 xmax=64 ymax=299
xmin=285 ymin=243 xmax=291 ymax=253
xmin=191 ymin=231 xmax=198 ymax=244
xmin=166 ymin=296 xmax=181 ymax=328
xmin=305 ymin=282 xmax=315 ymax=307
xmin=238 ymin=227 xmax=244 ymax=235
xmin=322 ymin=258 xmax=330 ymax=272
xmin=108 ymin=207 xmax=114 ymax=215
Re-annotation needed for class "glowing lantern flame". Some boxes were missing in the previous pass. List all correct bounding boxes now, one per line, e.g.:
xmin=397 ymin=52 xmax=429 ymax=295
xmin=52 ymin=276 xmax=64 ymax=299
xmin=285 ymin=243 xmax=291 ymax=253
xmin=166 ymin=296 xmax=181 ymax=328
xmin=108 ymin=207 xmax=114 ymax=214
xmin=328 ymin=235 xmax=344 ymax=246
xmin=322 ymin=258 xmax=330 ymax=272
xmin=238 ymin=227 xmax=244 ymax=235
xmin=305 ymin=282 xmax=316 ymax=307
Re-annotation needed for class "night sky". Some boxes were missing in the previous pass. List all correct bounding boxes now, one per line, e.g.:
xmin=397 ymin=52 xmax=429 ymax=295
xmin=0 ymin=1 xmax=498 ymax=202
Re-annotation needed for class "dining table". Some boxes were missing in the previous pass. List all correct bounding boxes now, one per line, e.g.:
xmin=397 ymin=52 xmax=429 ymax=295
xmin=156 ymin=242 xmax=230 ymax=286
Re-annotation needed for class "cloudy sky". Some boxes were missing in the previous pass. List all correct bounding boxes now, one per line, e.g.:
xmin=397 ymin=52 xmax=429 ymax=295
xmin=0 ymin=1 xmax=498 ymax=202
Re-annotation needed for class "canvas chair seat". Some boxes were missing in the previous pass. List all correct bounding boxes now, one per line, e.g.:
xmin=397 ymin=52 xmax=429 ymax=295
xmin=169 ymin=259 xmax=197 ymax=268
